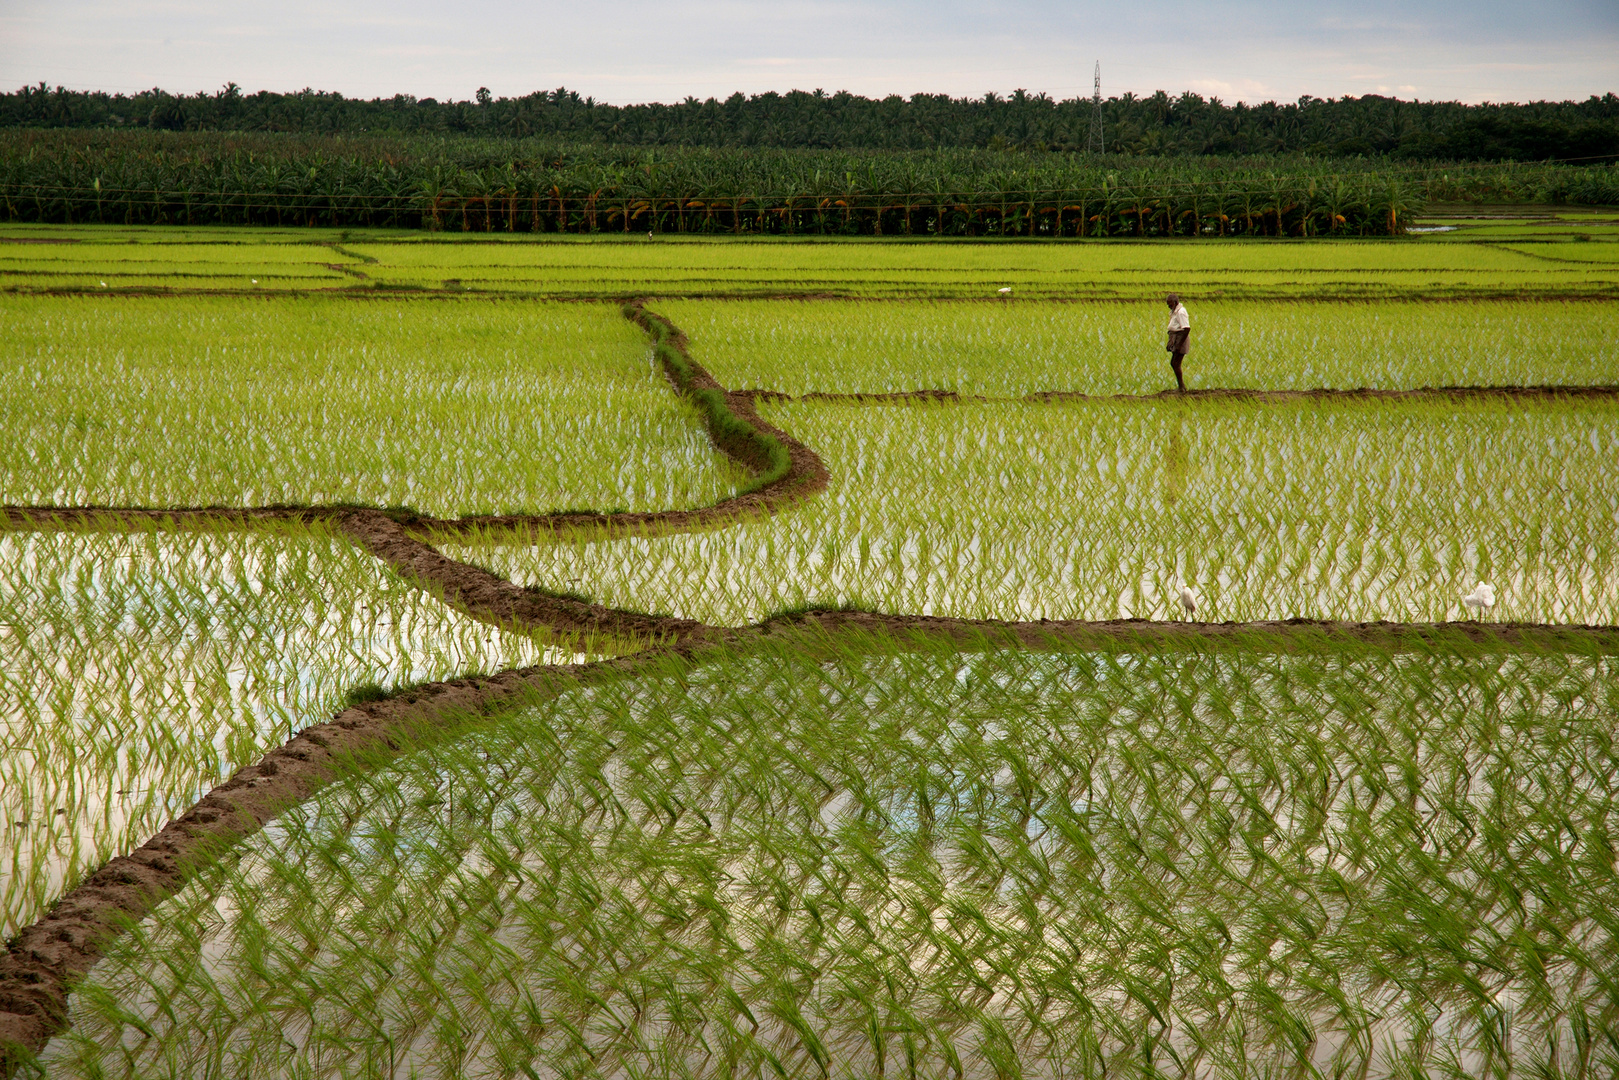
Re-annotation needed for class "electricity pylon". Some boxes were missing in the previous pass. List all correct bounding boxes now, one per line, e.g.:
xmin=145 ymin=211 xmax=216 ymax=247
xmin=1086 ymin=62 xmax=1105 ymax=155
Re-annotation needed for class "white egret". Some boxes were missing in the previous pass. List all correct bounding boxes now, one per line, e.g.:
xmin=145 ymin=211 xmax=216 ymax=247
xmin=1177 ymin=581 xmax=1197 ymax=618
xmin=1462 ymin=582 xmax=1495 ymax=619
xmin=99 ymin=281 xmax=106 ymax=287
xmin=997 ymin=287 xmax=1012 ymax=295
xmin=251 ymin=279 xmax=258 ymax=284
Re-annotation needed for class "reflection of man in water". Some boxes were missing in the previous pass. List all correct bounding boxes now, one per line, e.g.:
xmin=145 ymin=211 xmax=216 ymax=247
xmin=1164 ymin=293 xmax=1190 ymax=392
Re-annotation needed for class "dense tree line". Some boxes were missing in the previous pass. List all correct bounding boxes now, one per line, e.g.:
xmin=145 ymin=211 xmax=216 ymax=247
xmin=4 ymin=82 xmax=1617 ymax=161
xmin=7 ymin=130 xmax=1617 ymax=235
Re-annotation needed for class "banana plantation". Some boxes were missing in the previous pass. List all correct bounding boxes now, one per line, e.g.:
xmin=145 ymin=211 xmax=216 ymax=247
xmin=5 ymin=130 xmax=1617 ymax=235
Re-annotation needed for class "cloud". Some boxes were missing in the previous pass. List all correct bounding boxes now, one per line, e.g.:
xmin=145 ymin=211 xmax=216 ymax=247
xmin=1 ymin=0 xmax=1614 ymax=104
xmin=1183 ymin=78 xmax=1279 ymax=104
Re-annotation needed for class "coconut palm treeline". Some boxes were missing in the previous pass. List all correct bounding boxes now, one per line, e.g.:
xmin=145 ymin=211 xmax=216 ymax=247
xmin=7 ymin=83 xmax=1619 ymax=161
xmin=7 ymin=131 xmax=1619 ymax=236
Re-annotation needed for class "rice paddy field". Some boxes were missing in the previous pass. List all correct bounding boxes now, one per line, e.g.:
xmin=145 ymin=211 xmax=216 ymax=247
xmin=4 ymin=210 xmax=1619 ymax=299
xmin=39 ymin=633 xmax=1619 ymax=1079
xmin=449 ymin=396 xmax=1619 ymax=626
xmin=663 ymin=298 xmax=1613 ymax=395
xmin=0 ymin=521 xmax=565 ymax=939
xmin=0 ymin=297 xmax=740 ymax=515
xmin=2 ymin=221 xmax=1617 ymax=1078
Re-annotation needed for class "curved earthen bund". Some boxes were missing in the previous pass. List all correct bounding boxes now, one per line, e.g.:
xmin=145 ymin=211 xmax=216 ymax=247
xmin=2 ymin=302 xmax=1615 ymax=1068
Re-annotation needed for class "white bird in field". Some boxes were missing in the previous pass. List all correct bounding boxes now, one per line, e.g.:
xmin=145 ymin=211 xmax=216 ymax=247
xmin=1177 ymin=581 xmax=1198 ymax=618
xmin=251 ymin=279 xmax=258 ymax=284
xmin=997 ymin=286 xmax=1012 ymax=295
xmin=99 ymin=281 xmax=106 ymax=287
xmin=1463 ymin=581 xmax=1495 ymax=618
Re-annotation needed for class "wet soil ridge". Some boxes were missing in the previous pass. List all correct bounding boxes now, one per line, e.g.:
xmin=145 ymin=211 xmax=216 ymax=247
xmin=340 ymin=509 xmax=715 ymax=649
xmin=624 ymin=299 xmax=829 ymax=507
xmin=743 ymin=384 xmax=1619 ymax=406
xmin=763 ymin=610 xmax=1619 ymax=651
xmin=399 ymin=303 xmax=830 ymax=544
xmin=4 ymin=302 xmax=1619 ymax=1069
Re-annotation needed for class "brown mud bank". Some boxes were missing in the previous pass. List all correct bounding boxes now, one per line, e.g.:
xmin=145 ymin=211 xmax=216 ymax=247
xmin=4 ymin=299 xmax=1617 ymax=1070
xmin=742 ymin=384 xmax=1619 ymax=406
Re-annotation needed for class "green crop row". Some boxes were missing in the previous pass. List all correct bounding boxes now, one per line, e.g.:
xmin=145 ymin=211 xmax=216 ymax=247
xmin=6 ymin=223 xmax=1616 ymax=299
xmin=340 ymin=236 xmax=1619 ymax=300
xmin=34 ymin=630 xmax=1619 ymax=1077
xmin=0 ymin=297 xmax=745 ymax=516
xmin=0 ymin=522 xmax=561 ymax=938
xmin=450 ymin=396 xmax=1619 ymax=626
xmin=664 ymin=298 xmax=1618 ymax=395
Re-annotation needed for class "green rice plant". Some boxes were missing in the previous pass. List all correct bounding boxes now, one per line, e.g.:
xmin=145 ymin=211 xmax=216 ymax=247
xmin=663 ymin=298 xmax=1617 ymax=395
xmin=3 ymin=222 xmax=1617 ymax=299
xmin=1401 ymin=208 xmax=1619 ymax=242
xmin=0 ymin=238 xmax=363 ymax=291
xmin=341 ymin=235 xmax=1619 ymax=300
xmin=447 ymin=396 xmax=1619 ymax=626
xmin=0 ymin=520 xmax=569 ymax=938
xmin=0 ymin=296 xmax=746 ymax=515
xmin=35 ymin=632 xmax=1619 ymax=1078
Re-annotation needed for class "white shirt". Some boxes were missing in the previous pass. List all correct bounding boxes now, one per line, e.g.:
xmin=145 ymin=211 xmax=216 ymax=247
xmin=1167 ymin=304 xmax=1189 ymax=332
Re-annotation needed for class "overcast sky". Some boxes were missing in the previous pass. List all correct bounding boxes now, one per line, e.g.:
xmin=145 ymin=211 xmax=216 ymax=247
xmin=2 ymin=0 xmax=1614 ymax=106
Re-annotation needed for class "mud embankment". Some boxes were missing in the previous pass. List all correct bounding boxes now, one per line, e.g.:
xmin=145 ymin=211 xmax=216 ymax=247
xmin=741 ymin=384 xmax=1619 ymax=406
xmin=5 ymin=303 xmax=1619 ymax=1070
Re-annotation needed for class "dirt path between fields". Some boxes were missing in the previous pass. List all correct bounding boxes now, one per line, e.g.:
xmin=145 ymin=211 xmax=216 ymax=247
xmin=4 ymin=302 xmax=1619 ymax=1069
xmin=743 ymin=384 xmax=1619 ymax=405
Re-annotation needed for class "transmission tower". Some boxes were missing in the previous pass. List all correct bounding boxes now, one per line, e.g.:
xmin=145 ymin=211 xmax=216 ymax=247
xmin=1086 ymin=62 xmax=1105 ymax=155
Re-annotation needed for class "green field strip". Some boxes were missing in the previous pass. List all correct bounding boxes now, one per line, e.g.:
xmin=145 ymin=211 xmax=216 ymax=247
xmin=33 ymin=633 xmax=1619 ymax=1078
xmin=661 ymin=298 xmax=1619 ymax=396
xmin=346 ymin=243 xmax=1571 ymax=271
xmin=342 ymin=239 xmax=1616 ymax=302
xmin=0 ymin=296 xmax=747 ymax=516
xmin=0 ymin=262 xmax=349 ymax=276
xmin=448 ymin=395 xmax=1619 ymax=628
xmin=0 ymin=241 xmax=368 ymax=292
xmin=0 ymin=225 xmax=424 ymax=244
xmin=1 ymin=289 xmax=1616 ymax=1071
xmin=0 ymin=247 xmax=360 ymax=267
xmin=339 ymin=274 xmax=1619 ymax=302
xmin=1491 ymin=241 xmax=1619 ymax=263
xmin=0 ymin=522 xmax=566 ymax=940
xmin=2 ymin=226 xmax=1617 ymax=298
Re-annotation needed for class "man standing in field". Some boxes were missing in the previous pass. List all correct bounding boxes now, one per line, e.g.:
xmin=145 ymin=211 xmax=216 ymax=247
xmin=1164 ymin=293 xmax=1191 ymax=391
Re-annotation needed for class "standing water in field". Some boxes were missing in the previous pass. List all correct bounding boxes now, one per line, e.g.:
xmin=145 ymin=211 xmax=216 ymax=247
xmin=36 ymin=640 xmax=1619 ymax=1079
xmin=448 ymin=396 xmax=1619 ymax=627
xmin=0 ymin=525 xmax=565 ymax=938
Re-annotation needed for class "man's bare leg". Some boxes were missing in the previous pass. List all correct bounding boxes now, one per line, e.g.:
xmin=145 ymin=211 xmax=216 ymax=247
xmin=1171 ymin=354 xmax=1185 ymax=392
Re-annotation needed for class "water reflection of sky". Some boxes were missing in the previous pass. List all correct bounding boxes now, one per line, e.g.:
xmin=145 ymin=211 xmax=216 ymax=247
xmin=0 ymin=527 xmax=572 ymax=937
xmin=47 ymin=640 xmax=1619 ymax=1077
